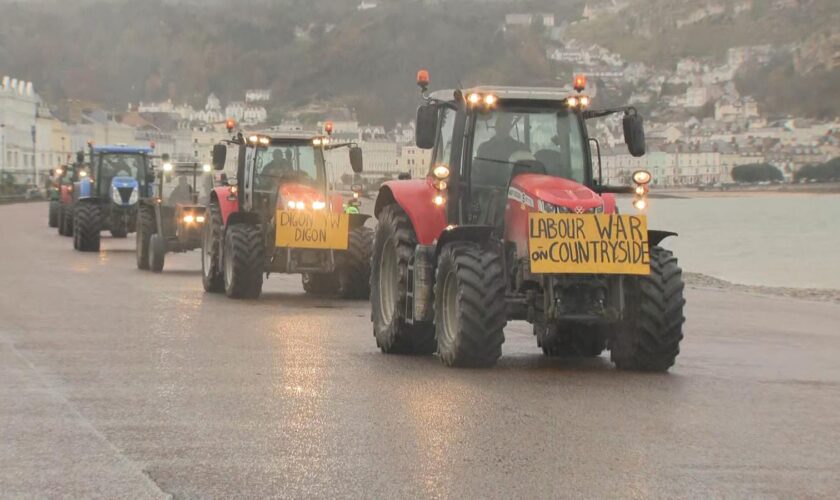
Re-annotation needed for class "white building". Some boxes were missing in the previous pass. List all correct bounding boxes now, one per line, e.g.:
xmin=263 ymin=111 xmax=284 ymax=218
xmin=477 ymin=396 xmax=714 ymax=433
xmin=1 ymin=76 xmax=39 ymax=182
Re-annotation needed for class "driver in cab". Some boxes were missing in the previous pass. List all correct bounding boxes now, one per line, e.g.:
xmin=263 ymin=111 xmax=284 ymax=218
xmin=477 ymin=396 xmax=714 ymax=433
xmin=257 ymin=149 xmax=292 ymax=190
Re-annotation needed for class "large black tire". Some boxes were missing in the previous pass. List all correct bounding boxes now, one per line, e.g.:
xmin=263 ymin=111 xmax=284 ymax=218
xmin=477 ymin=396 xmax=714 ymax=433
xmin=302 ymin=272 xmax=340 ymax=295
xmin=223 ymin=223 xmax=264 ymax=299
xmin=149 ymin=233 xmax=166 ymax=272
xmin=201 ymin=202 xmax=225 ymax=293
xmin=610 ymin=246 xmax=686 ymax=372
xmin=73 ymin=203 xmax=101 ymax=252
xmin=48 ymin=201 xmax=59 ymax=228
xmin=58 ymin=205 xmax=73 ymax=236
xmin=136 ymin=207 xmax=154 ymax=270
xmin=337 ymin=225 xmax=374 ymax=299
xmin=370 ymin=204 xmax=436 ymax=355
xmin=434 ymin=242 xmax=507 ymax=367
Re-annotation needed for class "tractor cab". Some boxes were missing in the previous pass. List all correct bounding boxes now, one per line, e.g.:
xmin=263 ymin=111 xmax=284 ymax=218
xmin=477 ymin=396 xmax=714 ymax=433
xmin=154 ymin=160 xmax=213 ymax=235
xmin=241 ymin=133 xmax=329 ymax=219
xmin=83 ymin=145 xmax=154 ymax=205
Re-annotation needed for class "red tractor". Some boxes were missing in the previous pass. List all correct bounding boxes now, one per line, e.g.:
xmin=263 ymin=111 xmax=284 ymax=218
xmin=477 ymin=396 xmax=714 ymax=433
xmin=202 ymin=130 xmax=373 ymax=299
xmin=369 ymin=72 xmax=685 ymax=369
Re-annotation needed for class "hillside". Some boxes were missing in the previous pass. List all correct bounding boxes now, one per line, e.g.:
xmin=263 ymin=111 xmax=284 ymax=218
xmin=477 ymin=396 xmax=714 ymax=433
xmin=0 ymin=0 xmax=836 ymax=124
xmin=566 ymin=0 xmax=840 ymax=117
xmin=0 ymin=0 xmax=578 ymax=126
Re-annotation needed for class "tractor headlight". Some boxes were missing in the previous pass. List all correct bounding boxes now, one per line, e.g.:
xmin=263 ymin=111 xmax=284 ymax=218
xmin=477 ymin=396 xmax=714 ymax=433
xmin=312 ymin=201 xmax=326 ymax=210
xmin=183 ymin=214 xmax=195 ymax=224
xmin=632 ymin=170 xmax=651 ymax=185
xmin=202 ymin=164 xmax=212 ymax=173
xmin=128 ymin=188 xmax=138 ymax=205
xmin=538 ymin=200 xmax=570 ymax=213
xmin=432 ymin=164 xmax=450 ymax=180
xmin=111 ymin=184 xmax=120 ymax=202
xmin=633 ymin=198 xmax=648 ymax=211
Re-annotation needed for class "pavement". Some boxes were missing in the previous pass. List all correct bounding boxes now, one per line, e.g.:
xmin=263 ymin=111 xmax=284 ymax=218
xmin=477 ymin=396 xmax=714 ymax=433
xmin=1 ymin=202 xmax=839 ymax=499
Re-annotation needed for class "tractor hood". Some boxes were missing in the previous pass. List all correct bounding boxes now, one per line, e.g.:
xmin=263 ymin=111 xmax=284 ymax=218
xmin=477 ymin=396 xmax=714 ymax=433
xmin=110 ymin=176 xmax=139 ymax=205
xmin=511 ymin=173 xmax=603 ymax=212
xmin=111 ymin=176 xmax=138 ymax=189
xmin=277 ymin=182 xmax=326 ymax=211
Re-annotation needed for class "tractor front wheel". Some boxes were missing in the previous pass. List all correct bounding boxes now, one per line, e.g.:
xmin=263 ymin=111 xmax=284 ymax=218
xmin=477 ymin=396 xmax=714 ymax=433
xmin=223 ymin=223 xmax=264 ymax=299
xmin=136 ymin=207 xmax=154 ymax=270
xmin=48 ymin=201 xmax=59 ymax=228
xmin=337 ymin=225 xmax=374 ymax=299
xmin=434 ymin=242 xmax=507 ymax=367
xmin=201 ymin=202 xmax=224 ymax=293
xmin=149 ymin=233 xmax=166 ymax=272
xmin=73 ymin=203 xmax=101 ymax=252
xmin=610 ymin=246 xmax=686 ymax=372
xmin=370 ymin=204 xmax=435 ymax=355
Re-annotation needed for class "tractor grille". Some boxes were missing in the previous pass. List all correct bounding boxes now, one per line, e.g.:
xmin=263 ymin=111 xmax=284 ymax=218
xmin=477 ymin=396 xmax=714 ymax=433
xmin=117 ymin=187 xmax=134 ymax=203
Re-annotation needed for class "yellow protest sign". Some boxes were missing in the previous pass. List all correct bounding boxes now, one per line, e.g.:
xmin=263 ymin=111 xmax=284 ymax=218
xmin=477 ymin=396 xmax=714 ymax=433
xmin=528 ymin=213 xmax=650 ymax=275
xmin=275 ymin=210 xmax=349 ymax=250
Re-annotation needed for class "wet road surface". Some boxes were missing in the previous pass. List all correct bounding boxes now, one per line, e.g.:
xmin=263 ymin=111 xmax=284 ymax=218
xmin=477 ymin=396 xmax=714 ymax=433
xmin=2 ymin=202 xmax=839 ymax=498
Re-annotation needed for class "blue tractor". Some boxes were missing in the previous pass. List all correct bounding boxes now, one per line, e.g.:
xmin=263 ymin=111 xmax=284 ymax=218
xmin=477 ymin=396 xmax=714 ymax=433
xmin=72 ymin=145 xmax=156 ymax=252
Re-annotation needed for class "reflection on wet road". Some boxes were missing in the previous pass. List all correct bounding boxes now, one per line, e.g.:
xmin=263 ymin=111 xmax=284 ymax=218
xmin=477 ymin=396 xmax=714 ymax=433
xmin=2 ymin=203 xmax=839 ymax=498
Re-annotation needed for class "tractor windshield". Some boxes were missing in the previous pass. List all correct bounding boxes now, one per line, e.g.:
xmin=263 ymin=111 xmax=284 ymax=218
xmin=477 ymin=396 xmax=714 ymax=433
xmin=470 ymin=107 xmax=587 ymax=186
xmin=162 ymin=165 xmax=213 ymax=206
xmin=253 ymin=143 xmax=324 ymax=192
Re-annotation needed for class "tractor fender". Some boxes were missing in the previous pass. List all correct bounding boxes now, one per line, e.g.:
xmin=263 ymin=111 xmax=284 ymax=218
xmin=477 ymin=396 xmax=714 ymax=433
xmin=649 ymin=230 xmax=678 ymax=247
xmin=211 ymin=186 xmax=239 ymax=225
xmin=375 ymin=179 xmax=447 ymax=245
xmin=434 ymin=225 xmax=496 ymax=258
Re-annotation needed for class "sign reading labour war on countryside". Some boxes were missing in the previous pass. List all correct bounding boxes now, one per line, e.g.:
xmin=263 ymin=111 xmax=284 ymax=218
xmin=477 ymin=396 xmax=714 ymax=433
xmin=528 ymin=213 xmax=650 ymax=275
xmin=275 ymin=210 xmax=349 ymax=250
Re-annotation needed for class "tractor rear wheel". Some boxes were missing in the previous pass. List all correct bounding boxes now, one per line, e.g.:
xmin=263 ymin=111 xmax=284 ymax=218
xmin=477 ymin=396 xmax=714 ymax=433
xmin=223 ymin=223 xmax=264 ymax=299
xmin=201 ymin=202 xmax=224 ymax=293
xmin=610 ymin=246 xmax=686 ymax=372
xmin=370 ymin=204 xmax=436 ymax=355
xmin=48 ymin=201 xmax=59 ymax=228
xmin=434 ymin=242 xmax=507 ymax=367
xmin=337 ymin=225 xmax=374 ymax=299
xmin=302 ymin=273 xmax=340 ymax=295
xmin=73 ymin=203 xmax=100 ymax=252
xmin=149 ymin=233 xmax=166 ymax=272
xmin=136 ymin=207 xmax=154 ymax=270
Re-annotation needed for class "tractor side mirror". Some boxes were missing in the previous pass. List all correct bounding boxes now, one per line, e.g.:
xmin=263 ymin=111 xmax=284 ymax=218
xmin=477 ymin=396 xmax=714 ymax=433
xmin=212 ymin=144 xmax=227 ymax=170
xmin=623 ymin=113 xmax=646 ymax=158
xmin=349 ymin=146 xmax=364 ymax=174
xmin=161 ymin=153 xmax=170 ymax=162
xmin=415 ymin=104 xmax=438 ymax=150
xmin=76 ymin=151 xmax=84 ymax=163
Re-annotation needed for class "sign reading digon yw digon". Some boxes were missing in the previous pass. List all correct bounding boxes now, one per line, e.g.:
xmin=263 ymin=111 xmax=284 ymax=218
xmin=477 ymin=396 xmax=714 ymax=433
xmin=528 ymin=213 xmax=650 ymax=275
xmin=275 ymin=210 xmax=349 ymax=250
